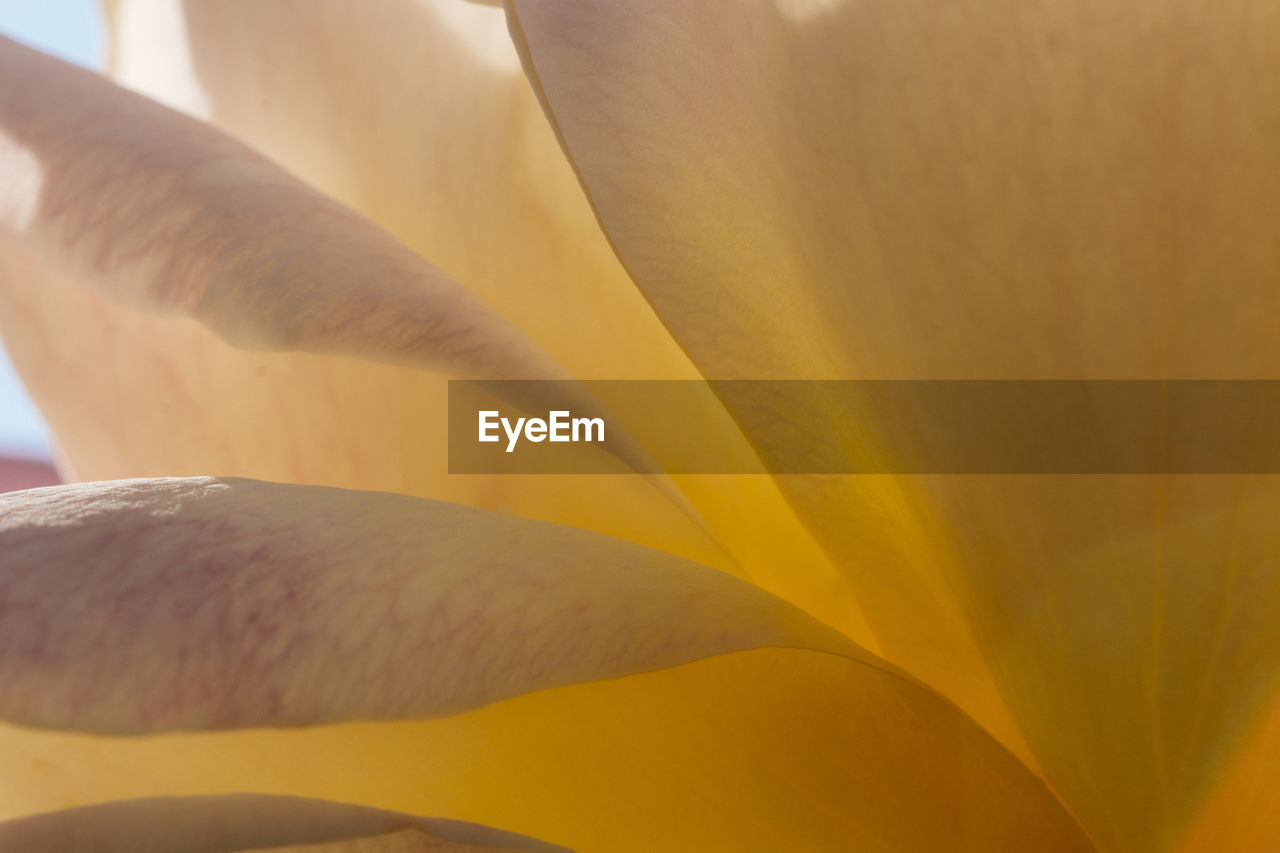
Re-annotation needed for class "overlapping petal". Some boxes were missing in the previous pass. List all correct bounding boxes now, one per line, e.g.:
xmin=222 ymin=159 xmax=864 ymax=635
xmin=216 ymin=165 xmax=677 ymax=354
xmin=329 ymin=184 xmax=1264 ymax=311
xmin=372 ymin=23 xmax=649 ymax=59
xmin=0 ymin=476 xmax=1092 ymax=851
xmin=0 ymin=29 xmax=745 ymax=588
xmin=505 ymin=0 xmax=1280 ymax=847
xmin=0 ymin=35 xmax=555 ymax=380
xmin=7 ymin=0 xmax=1268 ymax=848
xmin=0 ymin=476 xmax=849 ymax=732
xmin=0 ymin=794 xmax=567 ymax=852
xmin=0 ymin=0 xmax=877 ymax=644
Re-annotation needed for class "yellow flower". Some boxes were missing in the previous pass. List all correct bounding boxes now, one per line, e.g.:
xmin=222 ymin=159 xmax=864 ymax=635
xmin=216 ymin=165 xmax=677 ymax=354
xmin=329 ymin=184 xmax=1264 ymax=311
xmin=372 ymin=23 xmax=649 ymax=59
xmin=0 ymin=0 xmax=1277 ymax=850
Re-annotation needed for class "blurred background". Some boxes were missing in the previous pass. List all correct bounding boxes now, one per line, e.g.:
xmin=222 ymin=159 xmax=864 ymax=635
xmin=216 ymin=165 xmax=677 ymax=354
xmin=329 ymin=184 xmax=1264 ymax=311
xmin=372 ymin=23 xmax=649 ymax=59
xmin=0 ymin=0 xmax=104 ymax=484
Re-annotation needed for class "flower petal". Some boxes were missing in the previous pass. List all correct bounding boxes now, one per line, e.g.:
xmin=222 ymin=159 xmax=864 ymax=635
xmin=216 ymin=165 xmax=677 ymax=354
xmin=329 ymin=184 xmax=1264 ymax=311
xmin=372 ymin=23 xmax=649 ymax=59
xmin=1174 ymin=691 xmax=1280 ymax=851
xmin=240 ymin=830 xmax=515 ymax=853
xmin=0 ymin=794 xmax=567 ymax=852
xmin=0 ymin=34 xmax=555 ymax=381
xmin=0 ymin=242 xmax=738 ymax=588
xmin=0 ymin=476 xmax=1092 ymax=850
xmin=0 ymin=476 xmax=848 ymax=732
xmin=0 ymin=652 xmax=1095 ymax=850
xmin=1 ymin=0 xmax=875 ymax=648
xmin=506 ymin=0 xmax=1280 ymax=846
xmin=501 ymin=0 xmax=1036 ymax=775
xmin=106 ymin=0 xmax=692 ymax=384
xmin=0 ymin=26 xmax=702 ymax=527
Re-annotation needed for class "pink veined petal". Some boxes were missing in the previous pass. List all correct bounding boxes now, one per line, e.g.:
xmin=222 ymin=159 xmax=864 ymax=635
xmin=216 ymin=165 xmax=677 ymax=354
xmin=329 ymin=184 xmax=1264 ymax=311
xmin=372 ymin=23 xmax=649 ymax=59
xmin=0 ymin=26 xmax=839 ymax=612
xmin=84 ymin=0 xmax=879 ymax=650
xmin=239 ymin=829 xmax=526 ymax=853
xmin=103 ymin=0 xmax=693 ymax=385
xmin=0 ymin=476 xmax=851 ymax=732
xmin=0 ymin=25 xmax=676 ymax=484
xmin=0 ymin=794 xmax=569 ymax=852
xmin=0 ymin=476 xmax=1093 ymax=851
xmin=0 ymin=30 xmax=752 ymax=592
xmin=0 ymin=35 xmax=556 ymax=381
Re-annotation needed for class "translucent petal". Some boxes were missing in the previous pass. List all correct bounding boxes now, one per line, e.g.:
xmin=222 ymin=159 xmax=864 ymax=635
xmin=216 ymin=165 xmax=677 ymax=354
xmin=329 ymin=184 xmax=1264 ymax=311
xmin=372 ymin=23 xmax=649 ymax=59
xmin=506 ymin=0 xmax=1280 ymax=846
xmin=2 ymin=0 xmax=872 ymax=641
xmin=0 ymin=477 xmax=849 ymax=732
xmin=0 ymin=476 xmax=1090 ymax=851
xmin=0 ymin=651 xmax=1091 ymax=852
xmin=0 ymin=794 xmax=566 ymax=852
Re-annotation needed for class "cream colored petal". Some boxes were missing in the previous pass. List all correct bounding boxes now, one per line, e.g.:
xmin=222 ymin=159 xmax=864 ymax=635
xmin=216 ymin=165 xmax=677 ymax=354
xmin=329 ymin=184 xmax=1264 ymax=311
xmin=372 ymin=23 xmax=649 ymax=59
xmin=15 ymin=0 xmax=876 ymax=646
xmin=0 ymin=35 xmax=561 ymax=381
xmin=0 ymin=794 xmax=567 ymax=852
xmin=244 ymin=829 xmax=525 ymax=853
xmin=0 ymin=245 xmax=740 ymax=582
xmin=0 ymin=651 xmax=1095 ymax=852
xmin=0 ymin=32 xmax=731 ymax=581
xmin=0 ymin=476 xmax=1092 ymax=851
xmin=507 ymin=0 xmax=1280 ymax=847
xmin=0 ymin=477 xmax=850 ymax=732
xmin=104 ymin=0 xmax=688 ymax=384
xmin=242 ymin=830 xmax=499 ymax=853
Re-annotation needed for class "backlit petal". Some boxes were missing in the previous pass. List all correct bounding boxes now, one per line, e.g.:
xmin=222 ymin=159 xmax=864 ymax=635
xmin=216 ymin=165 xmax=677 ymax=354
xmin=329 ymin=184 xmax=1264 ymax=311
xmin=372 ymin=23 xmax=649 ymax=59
xmin=0 ymin=247 xmax=738 ymax=579
xmin=507 ymin=0 xmax=1280 ymax=847
xmin=0 ymin=34 xmax=739 ymax=584
xmin=0 ymin=794 xmax=566 ymax=852
xmin=1 ymin=0 xmax=873 ymax=642
xmin=0 ymin=476 xmax=1091 ymax=851
xmin=1173 ymin=691 xmax=1280 ymax=851
xmin=0 ymin=35 xmax=555 ymax=380
xmin=0 ymin=477 xmax=847 ymax=732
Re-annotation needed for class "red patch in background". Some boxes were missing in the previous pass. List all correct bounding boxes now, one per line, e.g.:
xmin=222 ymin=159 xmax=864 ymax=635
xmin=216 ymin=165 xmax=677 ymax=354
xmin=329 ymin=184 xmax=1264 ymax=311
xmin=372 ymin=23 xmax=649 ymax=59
xmin=0 ymin=456 xmax=60 ymax=493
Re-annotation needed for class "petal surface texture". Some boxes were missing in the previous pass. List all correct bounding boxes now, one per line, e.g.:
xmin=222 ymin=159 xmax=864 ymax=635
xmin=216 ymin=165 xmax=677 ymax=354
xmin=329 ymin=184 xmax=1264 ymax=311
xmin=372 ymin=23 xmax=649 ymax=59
xmin=0 ymin=27 xmax=734 ymax=594
xmin=0 ymin=794 xmax=567 ymax=852
xmin=0 ymin=1 xmax=870 ymax=643
xmin=506 ymin=0 xmax=1280 ymax=849
xmin=0 ymin=477 xmax=1092 ymax=852
xmin=0 ymin=477 xmax=848 ymax=732
xmin=0 ymin=34 xmax=556 ymax=380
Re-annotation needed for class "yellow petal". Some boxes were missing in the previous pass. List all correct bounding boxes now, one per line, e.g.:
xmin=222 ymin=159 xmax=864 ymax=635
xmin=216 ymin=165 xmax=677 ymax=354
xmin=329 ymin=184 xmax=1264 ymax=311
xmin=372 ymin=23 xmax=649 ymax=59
xmin=0 ymin=795 xmax=567 ymax=852
xmin=0 ymin=247 xmax=736 ymax=579
xmin=502 ymin=0 xmax=1031 ymax=778
xmin=105 ymin=0 xmax=691 ymax=385
xmin=1174 ymin=691 xmax=1280 ymax=851
xmin=0 ymin=650 xmax=1091 ymax=852
xmin=0 ymin=36 xmax=731 ymax=581
xmin=9 ymin=0 xmax=876 ymax=644
xmin=0 ymin=31 xmax=672 ymax=499
xmin=0 ymin=476 xmax=1090 ymax=850
xmin=507 ymin=0 xmax=1280 ymax=846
